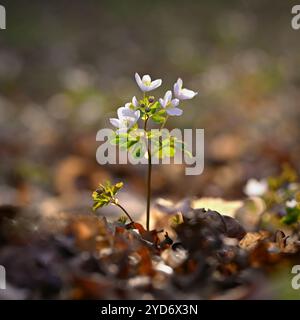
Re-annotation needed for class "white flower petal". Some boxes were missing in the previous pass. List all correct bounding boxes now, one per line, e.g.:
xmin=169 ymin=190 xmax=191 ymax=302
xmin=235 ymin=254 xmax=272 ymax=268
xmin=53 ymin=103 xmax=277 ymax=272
xmin=134 ymin=110 xmax=140 ymax=119
xmin=125 ymin=102 xmax=131 ymax=108
xmin=179 ymin=88 xmax=198 ymax=100
xmin=130 ymin=118 xmax=138 ymax=126
xmin=174 ymin=78 xmax=183 ymax=98
xmin=174 ymin=78 xmax=197 ymax=100
xmin=244 ymin=179 xmax=268 ymax=197
xmin=117 ymin=127 xmax=128 ymax=134
xmin=118 ymin=117 xmax=135 ymax=130
xmin=171 ymin=98 xmax=180 ymax=107
xmin=165 ymin=90 xmax=172 ymax=102
xmin=110 ymin=118 xmax=120 ymax=128
xmin=159 ymin=98 xmax=165 ymax=107
xmin=167 ymin=107 xmax=183 ymax=116
xmin=132 ymin=96 xmax=139 ymax=107
xmin=135 ymin=73 xmax=144 ymax=91
xmin=118 ymin=107 xmax=139 ymax=120
xmin=149 ymin=79 xmax=162 ymax=91
xmin=286 ymin=199 xmax=297 ymax=208
xmin=125 ymin=110 xmax=138 ymax=119
xmin=142 ymin=75 xmax=151 ymax=83
xmin=117 ymin=106 xmax=127 ymax=119
xmin=176 ymin=78 xmax=183 ymax=89
xmin=173 ymin=82 xmax=181 ymax=98
xmin=122 ymin=117 xmax=138 ymax=129
xmin=142 ymin=85 xmax=152 ymax=92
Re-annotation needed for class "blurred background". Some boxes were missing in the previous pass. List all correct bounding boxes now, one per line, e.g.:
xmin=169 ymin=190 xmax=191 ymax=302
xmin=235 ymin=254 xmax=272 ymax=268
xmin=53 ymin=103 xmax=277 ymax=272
xmin=0 ymin=0 xmax=299 ymax=219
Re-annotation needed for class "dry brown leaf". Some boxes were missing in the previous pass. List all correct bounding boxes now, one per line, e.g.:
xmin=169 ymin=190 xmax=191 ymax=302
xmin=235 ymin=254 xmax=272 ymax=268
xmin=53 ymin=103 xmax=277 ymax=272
xmin=239 ymin=231 xmax=270 ymax=250
xmin=193 ymin=197 xmax=243 ymax=218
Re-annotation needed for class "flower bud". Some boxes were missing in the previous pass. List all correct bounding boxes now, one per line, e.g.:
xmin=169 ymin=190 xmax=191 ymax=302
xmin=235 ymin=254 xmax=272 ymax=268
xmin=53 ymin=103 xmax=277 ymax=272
xmin=145 ymin=107 xmax=151 ymax=113
xmin=96 ymin=186 xmax=105 ymax=195
xmin=148 ymin=96 xmax=155 ymax=103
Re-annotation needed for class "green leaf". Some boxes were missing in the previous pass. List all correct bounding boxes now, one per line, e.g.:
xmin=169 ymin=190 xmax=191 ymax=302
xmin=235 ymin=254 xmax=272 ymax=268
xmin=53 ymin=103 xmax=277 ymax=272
xmin=109 ymin=133 xmax=119 ymax=145
xmin=152 ymin=114 xmax=166 ymax=124
xmin=281 ymin=206 xmax=300 ymax=225
xmin=163 ymin=145 xmax=175 ymax=157
xmin=110 ymin=133 xmax=128 ymax=146
xmin=111 ymin=182 xmax=124 ymax=195
xmin=130 ymin=123 xmax=139 ymax=131
xmin=175 ymin=140 xmax=193 ymax=158
xmin=92 ymin=201 xmax=102 ymax=211
xmin=92 ymin=181 xmax=124 ymax=211
xmin=157 ymin=109 xmax=166 ymax=116
xmin=153 ymin=144 xmax=175 ymax=159
xmin=129 ymin=140 xmax=146 ymax=159
xmin=147 ymin=130 xmax=161 ymax=140
xmin=149 ymin=101 xmax=160 ymax=114
xmin=118 ymin=216 xmax=128 ymax=224
xmin=126 ymin=139 xmax=138 ymax=149
xmin=111 ymin=132 xmax=139 ymax=150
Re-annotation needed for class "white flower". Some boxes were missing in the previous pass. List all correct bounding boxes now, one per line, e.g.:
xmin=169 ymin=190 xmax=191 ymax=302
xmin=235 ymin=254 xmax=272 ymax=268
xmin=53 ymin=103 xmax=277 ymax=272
xmin=159 ymin=90 xmax=182 ymax=116
xmin=125 ymin=96 xmax=139 ymax=109
xmin=135 ymin=73 xmax=162 ymax=92
xmin=244 ymin=178 xmax=268 ymax=197
xmin=286 ymin=199 xmax=298 ymax=208
xmin=173 ymin=78 xmax=198 ymax=100
xmin=110 ymin=106 xmax=140 ymax=132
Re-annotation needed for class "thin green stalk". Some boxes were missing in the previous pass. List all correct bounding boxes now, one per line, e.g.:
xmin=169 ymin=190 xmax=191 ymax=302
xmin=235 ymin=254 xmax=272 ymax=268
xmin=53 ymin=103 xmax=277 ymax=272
xmin=160 ymin=115 xmax=169 ymax=130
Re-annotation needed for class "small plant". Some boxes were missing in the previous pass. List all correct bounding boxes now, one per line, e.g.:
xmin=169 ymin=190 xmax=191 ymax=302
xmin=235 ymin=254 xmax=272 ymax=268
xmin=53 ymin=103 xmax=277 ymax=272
xmin=92 ymin=181 xmax=133 ymax=223
xmin=92 ymin=73 xmax=197 ymax=230
xmin=265 ymin=165 xmax=300 ymax=226
xmin=282 ymin=201 xmax=300 ymax=226
xmin=244 ymin=164 xmax=300 ymax=228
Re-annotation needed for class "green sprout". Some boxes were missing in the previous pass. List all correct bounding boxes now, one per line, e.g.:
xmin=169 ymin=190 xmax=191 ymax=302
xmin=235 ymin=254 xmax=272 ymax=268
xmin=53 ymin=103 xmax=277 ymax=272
xmin=92 ymin=181 xmax=133 ymax=223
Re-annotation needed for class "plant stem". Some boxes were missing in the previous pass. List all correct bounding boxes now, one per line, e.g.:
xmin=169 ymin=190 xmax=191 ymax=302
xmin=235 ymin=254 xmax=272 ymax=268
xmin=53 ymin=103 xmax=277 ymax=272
xmin=144 ymin=116 xmax=152 ymax=231
xmin=160 ymin=115 xmax=169 ymax=130
xmin=146 ymin=144 xmax=152 ymax=231
xmin=113 ymin=201 xmax=134 ymax=223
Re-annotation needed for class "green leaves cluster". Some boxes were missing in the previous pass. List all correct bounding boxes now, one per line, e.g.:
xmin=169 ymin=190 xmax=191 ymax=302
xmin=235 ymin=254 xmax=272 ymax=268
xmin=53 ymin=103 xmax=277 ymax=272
xmin=92 ymin=181 xmax=123 ymax=211
xmin=110 ymin=129 xmax=192 ymax=160
xmin=151 ymin=133 xmax=192 ymax=160
xmin=111 ymin=94 xmax=193 ymax=160
xmin=281 ymin=205 xmax=300 ymax=226
xmin=139 ymin=96 xmax=166 ymax=123
xmin=259 ymin=165 xmax=300 ymax=227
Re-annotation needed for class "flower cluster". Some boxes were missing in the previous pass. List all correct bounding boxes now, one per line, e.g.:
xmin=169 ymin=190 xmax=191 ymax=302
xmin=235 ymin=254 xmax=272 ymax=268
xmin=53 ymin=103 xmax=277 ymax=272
xmin=99 ymin=73 xmax=198 ymax=230
xmin=109 ymin=73 xmax=198 ymax=132
xmin=243 ymin=165 xmax=300 ymax=227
